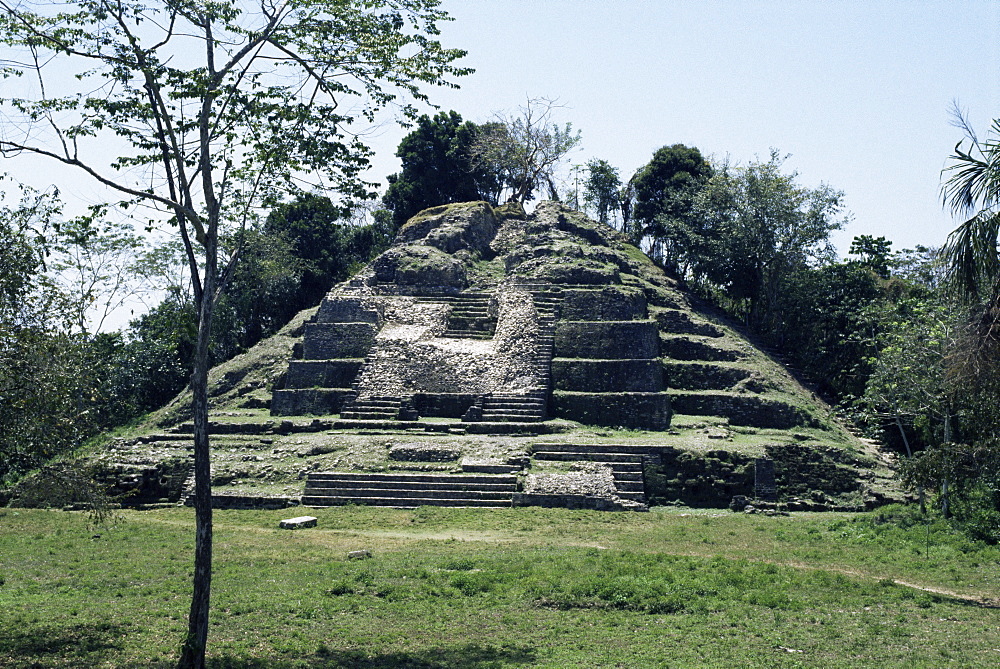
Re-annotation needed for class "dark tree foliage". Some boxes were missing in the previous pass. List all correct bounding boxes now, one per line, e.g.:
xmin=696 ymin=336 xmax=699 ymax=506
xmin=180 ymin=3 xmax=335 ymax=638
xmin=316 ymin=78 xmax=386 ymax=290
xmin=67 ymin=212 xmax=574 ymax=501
xmin=212 ymin=228 xmax=305 ymax=360
xmin=630 ymin=144 xmax=713 ymax=274
xmin=103 ymin=291 xmax=199 ymax=424
xmin=383 ymin=111 xmax=502 ymax=228
xmin=849 ymin=235 xmax=893 ymax=279
xmin=582 ymin=158 xmax=622 ymax=227
xmin=697 ymin=153 xmax=845 ymax=332
xmin=265 ymin=194 xmax=394 ymax=309
xmin=773 ymin=260 xmax=889 ymax=401
xmin=0 ymin=184 xmax=97 ymax=484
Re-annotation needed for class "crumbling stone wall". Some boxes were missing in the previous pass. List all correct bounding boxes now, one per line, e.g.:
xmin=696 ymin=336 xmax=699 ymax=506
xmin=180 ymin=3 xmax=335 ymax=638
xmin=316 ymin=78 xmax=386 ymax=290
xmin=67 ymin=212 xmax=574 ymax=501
xmin=352 ymin=288 xmax=541 ymax=398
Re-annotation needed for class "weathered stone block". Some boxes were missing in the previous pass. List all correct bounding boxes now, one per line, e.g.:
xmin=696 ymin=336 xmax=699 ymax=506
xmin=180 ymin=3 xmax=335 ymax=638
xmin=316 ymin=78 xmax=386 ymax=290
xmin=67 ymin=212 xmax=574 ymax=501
xmin=661 ymin=362 xmax=753 ymax=391
xmin=285 ymin=359 xmax=362 ymax=389
xmin=398 ymin=201 xmax=497 ymax=256
xmin=372 ymin=245 xmax=468 ymax=287
xmin=279 ymin=516 xmax=317 ymax=529
xmin=522 ymin=258 xmax=620 ymax=285
xmin=551 ymin=391 xmax=672 ymax=430
xmin=651 ymin=308 xmax=723 ymax=337
xmin=559 ymin=286 xmax=647 ymax=321
xmin=555 ymin=321 xmax=660 ymax=359
xmin=270 ymin=388 xmax=354 ymax=416
xmin=667 ymin=391 xmax=812 ymax=428
xmin=302 ymin=322 xmax=376 ymax=359
xmin=411 ymin=392 xmax=480 ymax=418
xmin=316 ymin=297 xmax=381 ymax=324
xmin=659 ymin=335 xmax=742 ymax=362
xmin=389 ymin=445 xmax=460 ymax=462
xmin=552 ymin=359 xmax=663 ymax=392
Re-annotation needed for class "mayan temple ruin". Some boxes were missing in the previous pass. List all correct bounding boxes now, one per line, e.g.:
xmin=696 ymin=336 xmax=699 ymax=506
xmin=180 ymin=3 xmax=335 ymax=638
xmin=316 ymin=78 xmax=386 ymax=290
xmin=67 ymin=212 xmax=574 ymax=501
xmin=94 ymin=201 xmax=895 ymax=512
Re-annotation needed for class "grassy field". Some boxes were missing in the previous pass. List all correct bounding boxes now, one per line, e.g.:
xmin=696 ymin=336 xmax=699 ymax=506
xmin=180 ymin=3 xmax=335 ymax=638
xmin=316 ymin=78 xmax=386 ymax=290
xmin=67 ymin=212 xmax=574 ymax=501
xmin=1 ymin=504 xmax=997 ymax=668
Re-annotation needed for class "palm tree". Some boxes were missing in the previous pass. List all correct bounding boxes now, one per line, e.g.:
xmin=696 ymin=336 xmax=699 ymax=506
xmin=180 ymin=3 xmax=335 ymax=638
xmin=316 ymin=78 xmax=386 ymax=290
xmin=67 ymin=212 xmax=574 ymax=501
xmin=940 ymin=106 xmax=1000 ymax=387
xmin=941 ymin=107 xmax=1000 ymax=302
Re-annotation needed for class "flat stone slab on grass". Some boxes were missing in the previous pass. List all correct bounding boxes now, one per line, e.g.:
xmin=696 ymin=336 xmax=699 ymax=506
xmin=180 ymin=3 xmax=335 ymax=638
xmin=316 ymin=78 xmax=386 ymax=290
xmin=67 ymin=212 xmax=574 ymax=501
xmin=279 ymin=516 xmax=318 ymax=529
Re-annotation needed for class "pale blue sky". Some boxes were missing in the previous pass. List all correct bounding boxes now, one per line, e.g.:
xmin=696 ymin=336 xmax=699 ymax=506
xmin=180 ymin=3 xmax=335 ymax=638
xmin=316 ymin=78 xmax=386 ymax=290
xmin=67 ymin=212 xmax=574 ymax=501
xmin=365 ymin=0 xmax=1000 ymax=254
xmin=4 ymin=1 xmax=997 ymax=257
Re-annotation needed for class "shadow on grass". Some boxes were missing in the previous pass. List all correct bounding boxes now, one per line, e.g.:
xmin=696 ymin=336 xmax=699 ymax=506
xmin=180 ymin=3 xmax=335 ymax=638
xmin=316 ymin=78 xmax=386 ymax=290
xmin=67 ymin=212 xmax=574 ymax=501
xmin=0 ymin=621 xmax=125 ymax=663
xmin=206 ymin=643 xmax=538 ymax=668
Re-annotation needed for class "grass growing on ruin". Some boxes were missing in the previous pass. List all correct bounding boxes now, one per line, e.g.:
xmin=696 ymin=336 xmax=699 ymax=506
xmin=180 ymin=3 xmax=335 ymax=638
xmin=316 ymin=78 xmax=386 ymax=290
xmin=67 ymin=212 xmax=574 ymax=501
xmin=1 ymin=505 xmax=997 ymax=668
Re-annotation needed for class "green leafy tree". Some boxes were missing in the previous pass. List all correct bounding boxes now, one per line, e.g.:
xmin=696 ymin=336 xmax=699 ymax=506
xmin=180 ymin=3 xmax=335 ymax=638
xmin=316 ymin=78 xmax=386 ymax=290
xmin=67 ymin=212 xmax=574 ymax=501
xmin=582 ymin=158 xmax=622 ymax=227
xmin=0 ymin=179 xmax=96 ymax=483
xmin=696 ymin=151 xmax=847 ymax=331
xmin=265 ymin=193 xmax=394 ymax=308
xmin=941 ymin=110 xmax=1000 ymax=304
xmin=848 ymin=234 xmax=893 ymax=280
xmin=630 ymin=144 xmax=713 ymax=274
xmin=932 ymin=108 xmax=1000 ymax=536
xmin=469 ymin=97 xmax=582 ymax=203
xmin=861 ymin=299 xmax=956 ymax=456
xmin=774 ymin=260 xmax=886 ymax=401
xmin=0 ymin=2 xmax=468 ymax=666
xmin=383 ymin=111 xmax=503 ymax=227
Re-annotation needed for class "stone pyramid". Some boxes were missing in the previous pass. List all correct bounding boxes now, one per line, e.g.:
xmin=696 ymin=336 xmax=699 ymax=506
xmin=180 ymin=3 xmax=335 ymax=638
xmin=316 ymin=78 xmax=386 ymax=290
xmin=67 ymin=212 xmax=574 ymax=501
xmin=86 ymin=200 xmax=896 ymax=512
xmin=271 ymin=200 xmax=817 ymax=433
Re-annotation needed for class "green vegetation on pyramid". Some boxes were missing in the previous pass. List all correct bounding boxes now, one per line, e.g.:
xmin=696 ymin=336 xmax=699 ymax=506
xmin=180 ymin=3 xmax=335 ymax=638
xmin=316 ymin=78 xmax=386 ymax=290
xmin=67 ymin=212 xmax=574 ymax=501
xmin=71 ymin=201 xmax=897 ymax=513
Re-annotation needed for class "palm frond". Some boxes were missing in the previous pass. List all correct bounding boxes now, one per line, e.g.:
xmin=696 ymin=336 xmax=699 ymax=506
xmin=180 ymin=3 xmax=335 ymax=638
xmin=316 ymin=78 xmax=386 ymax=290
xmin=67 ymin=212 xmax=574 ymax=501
xmin=942 ymin=210 xmax=1000 ymax=300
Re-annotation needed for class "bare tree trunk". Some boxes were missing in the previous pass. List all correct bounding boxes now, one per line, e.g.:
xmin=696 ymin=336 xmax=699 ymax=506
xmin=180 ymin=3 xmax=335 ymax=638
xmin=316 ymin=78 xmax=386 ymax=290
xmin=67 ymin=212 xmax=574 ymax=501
xmin=178 ymin=269 xmax=216 ymax=669
xmin=895 ymin=415 xmax=925 ymax=514
xmin=941 ymin=413 xmax=952 ymax=519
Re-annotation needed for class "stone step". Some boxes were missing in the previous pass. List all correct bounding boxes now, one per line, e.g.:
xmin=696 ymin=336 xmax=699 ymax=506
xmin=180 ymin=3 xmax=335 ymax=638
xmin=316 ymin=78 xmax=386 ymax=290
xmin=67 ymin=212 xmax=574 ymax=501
xmin=609 ymin=463 xmax=644 ymax=474
xmin=482 ymin=404 xmax=545 ymax=413
xmin=447 ymin=314 xmax=494 ymax=324
xmin=441 ymin=331 xmax=493 ymax=339
xmin=308 ymin=472 xmax=517 ymax=485
xmin=531 ymin=443 xmax=660 ymax=455
xmin=344 ymin=401 xmax=400 ymax=410
xmin=305 ymin=487 xmax=515 ymax=501
xmin=532 ymin=451 xmax=643 ymax=463
xmin=356 ymin=396 xmax=402 ymax=404
xmin=480 ymin=413 xmax=544 ymax=422
xmin=449 ymin=307 xmax=491 ymax=314
xmin=614 ymin=481 xmax=645 ymax=492
xmin=488 ymin=393 xmax=546 ymax=401
xmin=461 ymin=422 xmax=553 ymax=435
xmin=305 ymin=481 xmax=517 ymax=497
xmin=301 ymin=495 xmax=511 ymax=508
xmin=340 ymin=411 xmax=398 ymax=420
xmin=614 ymin=491 xmax=647 ymax=502
xmin=613 ymin=472 xmax=644 ymax=482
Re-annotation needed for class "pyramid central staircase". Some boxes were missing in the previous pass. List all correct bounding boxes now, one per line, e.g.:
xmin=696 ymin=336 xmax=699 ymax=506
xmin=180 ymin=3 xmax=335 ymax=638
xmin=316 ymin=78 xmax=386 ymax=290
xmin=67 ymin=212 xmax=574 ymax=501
xmin=299 ymin=442 xmax=653 ymax=509
xmin=302 ymin=472 xmax=517 ymax=508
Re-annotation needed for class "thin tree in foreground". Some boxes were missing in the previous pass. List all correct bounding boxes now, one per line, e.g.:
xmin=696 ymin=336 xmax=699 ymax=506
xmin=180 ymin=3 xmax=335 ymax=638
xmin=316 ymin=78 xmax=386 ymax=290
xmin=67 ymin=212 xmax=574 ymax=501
xmin=0 ymin=2 xmax=469 ymax=666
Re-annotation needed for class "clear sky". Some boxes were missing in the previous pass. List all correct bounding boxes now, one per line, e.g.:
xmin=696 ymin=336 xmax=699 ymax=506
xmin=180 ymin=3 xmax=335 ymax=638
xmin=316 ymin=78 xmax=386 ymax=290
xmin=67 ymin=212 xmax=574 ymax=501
xmin=364 ymin=0 xmax=1000 ymax=255
xmin=3 ymin=0 xmax=997 ymax=334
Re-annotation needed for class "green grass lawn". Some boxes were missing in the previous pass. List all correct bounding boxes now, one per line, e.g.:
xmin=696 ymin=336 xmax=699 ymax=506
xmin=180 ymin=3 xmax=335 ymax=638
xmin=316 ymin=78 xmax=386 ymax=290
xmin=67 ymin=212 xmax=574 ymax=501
xmin=1 ymin=505 xmax=997 ymax=668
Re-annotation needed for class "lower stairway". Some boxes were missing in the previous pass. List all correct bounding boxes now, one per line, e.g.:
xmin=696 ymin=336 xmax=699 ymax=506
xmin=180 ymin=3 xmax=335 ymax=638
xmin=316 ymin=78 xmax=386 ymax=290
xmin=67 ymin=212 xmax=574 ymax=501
xmin=340 ymin=397 xmax=398 ymax=420
xmin=302 ymin=472 xmax=517 ymax=508
xmin=529 ymin=443 xmax=651 ymax=504
xmin=480 ymin=391 xmax=547 ymax=422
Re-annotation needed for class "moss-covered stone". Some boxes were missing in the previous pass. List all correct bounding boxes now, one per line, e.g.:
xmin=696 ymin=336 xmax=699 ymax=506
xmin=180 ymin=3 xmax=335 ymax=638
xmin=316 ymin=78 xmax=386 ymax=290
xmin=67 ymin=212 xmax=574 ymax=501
xmin=560 ymin=286 xmax=647 ymax=321
xmin=667 ymin=390 xmax=814 ymax=428
xmin=555 ymin=320 xmax=660 ymax=358
xmin=372 ymin=245 xmax=468 ymax=288
xmin=553 ymin=359 xmax=663 ymax=392
xmin=661 ymin=361 xmax=754 ymax=391
xmin=551 ymin=390 xmax=671 ymax=430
